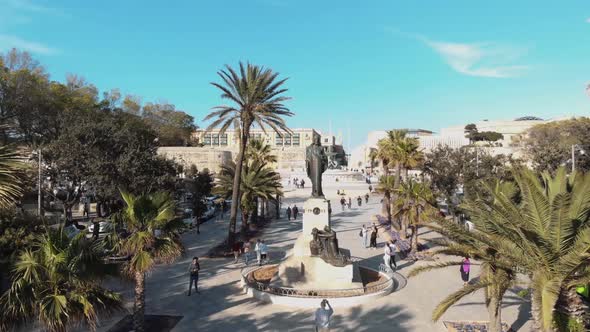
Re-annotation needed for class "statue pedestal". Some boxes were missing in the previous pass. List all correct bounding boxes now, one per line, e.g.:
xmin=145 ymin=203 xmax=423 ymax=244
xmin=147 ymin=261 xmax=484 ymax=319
xmin=274 ymin=197 xmax=361 ymax=290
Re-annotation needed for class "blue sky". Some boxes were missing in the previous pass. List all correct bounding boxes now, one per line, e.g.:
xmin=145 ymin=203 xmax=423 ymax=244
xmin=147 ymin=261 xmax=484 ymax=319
xmin=1 ymin=0 xmax=589 ymax=148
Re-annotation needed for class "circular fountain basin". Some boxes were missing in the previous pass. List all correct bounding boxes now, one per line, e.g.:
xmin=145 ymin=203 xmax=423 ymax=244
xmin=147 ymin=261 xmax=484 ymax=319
xmin=240 ymin=263 xmax=405 ymax=308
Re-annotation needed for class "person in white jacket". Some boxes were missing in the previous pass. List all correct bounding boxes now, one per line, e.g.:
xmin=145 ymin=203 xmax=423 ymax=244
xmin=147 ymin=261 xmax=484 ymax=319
xmin=255 ymin=239 xmax=262 ymax=266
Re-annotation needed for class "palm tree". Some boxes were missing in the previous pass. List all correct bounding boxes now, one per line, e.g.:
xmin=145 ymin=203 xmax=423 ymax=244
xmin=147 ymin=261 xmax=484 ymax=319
xmin=393 ymin=179 xmax=437 ymax=246
xmin=0 ymin=144 xmax=24 ymax=209
xmin=460 ymin=167 xmax=590 ymax=331
xmin=409 ymin=209 xmax=517 ymax=332
xmin=245 ymin=139 xmax=278 ymax=219
xmin=0 ymin=228 xmax=121 ymax=332
xmin=204 ymin=62 xmax=292 ymax=246
xmin=377 ymin=175 xmax=396 ymax=225
xmin=215 ymin=161 xmax=283 ymax=232
xmin=246 ymin=138 xmax=278 ymax=165
xmin=117 ymin=191 xmax=184 ymax=332
xmin=394 ymin=136 xmax=423 ymax=181
xmin=368 ymin=147 xmax=377 ymax=174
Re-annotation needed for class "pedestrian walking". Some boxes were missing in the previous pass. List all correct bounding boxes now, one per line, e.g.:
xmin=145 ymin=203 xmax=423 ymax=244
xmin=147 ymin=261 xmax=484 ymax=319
xmin=368 ymin=184 xmax=373 ymax=192
xmin=370 ymin=225 xmax=378 ymax=249
xmin=388 ymin=240 xmax=398 ymax=270
xmin=460 ymin=257 xmax=471 ymax=285
xmin=365 ymin=193 xmax=369 ymax=204
xmin=255 ymin=239 xmax=262 ymax=266
xmin=243 ymin=241 xmax=251 ymax=265
xmin=357 ymin=196 xmax=362 ymax=207
xmin=360 ymin=225 xmax=368 ymax=248
xmin=340 ymin=197 xmax=346 ymax=211
xmin=383 ymin=240 xmax=397 ymax=271
xmin=91 ymin=219 xmax=100 ymax=240
xmin=300 ymin=179 xmax=305 ymax=188
xmin=260 ymin=240 xmax=268 ymax=265
xmin=315 ymin=299 xmax=334 ymax=332
xmin=187 ymin=257 xmax=200 ymax=295
xmin=347 ymin=197 xmax=352 ymax=209
xmin=233 ymin=241 xmax=242 ymax=263
xmin=292 ymin=205 xmax=299 ymax=219
xmin=286 ymin=206 xmax=292 ymax=220
xmin=83 ymin=199 xmax=91 ymax=219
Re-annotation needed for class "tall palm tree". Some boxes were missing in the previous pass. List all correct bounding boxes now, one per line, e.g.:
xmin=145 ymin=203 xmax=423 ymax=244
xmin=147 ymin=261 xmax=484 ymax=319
xmin=0 ymin=144 xmax=24 ymax=209
xmin=460 ymin=167 xmax=590 ymax=331
xmin=377 ymin=175 xmax=396 ymax=225
xmin=0 ymin=228 xmax=121 ymax=332
xmin=204 ymin=62 xmax=292 ymax=246
xmin=214 ymin=161 xmax=283 ymax=232
xmin=368 ymin=147 xmax=377 ymax=174
xmin=117 ymin=191 xmax=184 ymax=332
xmin=393 ymin=179 xmax=438 ymax=246
xmin=394 ymin=137 xmax=423 ymax=181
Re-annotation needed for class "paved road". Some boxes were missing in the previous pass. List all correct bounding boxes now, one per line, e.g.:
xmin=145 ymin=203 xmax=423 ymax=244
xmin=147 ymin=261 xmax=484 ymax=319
xmin=95 ymin=181 xmax=532 ymax=332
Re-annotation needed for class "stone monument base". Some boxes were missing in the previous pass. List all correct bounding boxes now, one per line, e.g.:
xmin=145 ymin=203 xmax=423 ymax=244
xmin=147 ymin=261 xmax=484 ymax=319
xmin=272 ymin=254 xmax=362 ymax=290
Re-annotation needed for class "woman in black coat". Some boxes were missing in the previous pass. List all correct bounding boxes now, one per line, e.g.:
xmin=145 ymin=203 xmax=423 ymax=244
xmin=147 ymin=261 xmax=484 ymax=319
xmin=370 ymin=225 xmax=378 ymax=249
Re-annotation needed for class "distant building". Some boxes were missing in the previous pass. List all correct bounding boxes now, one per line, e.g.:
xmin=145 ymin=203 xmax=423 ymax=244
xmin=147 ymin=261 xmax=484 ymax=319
xmin=159 ymin=128 xmax=347 ymax=172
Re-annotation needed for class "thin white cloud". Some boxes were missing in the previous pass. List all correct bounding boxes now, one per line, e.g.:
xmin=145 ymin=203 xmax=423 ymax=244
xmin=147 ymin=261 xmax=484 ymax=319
xmin=384 ymin=27 xmax=530 ymax=78
xmin=425 ymin=40 xmax=529 ymax=78
xmin=0 ymin=34 xmax=58 ymax=55
xmin=586 ymin=17 xmax=590 ymax=23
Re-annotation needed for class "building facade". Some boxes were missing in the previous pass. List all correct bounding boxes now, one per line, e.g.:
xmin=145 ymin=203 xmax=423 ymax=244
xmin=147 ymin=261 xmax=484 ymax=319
xmin=159 ymin=128 xmax=346 ymax=172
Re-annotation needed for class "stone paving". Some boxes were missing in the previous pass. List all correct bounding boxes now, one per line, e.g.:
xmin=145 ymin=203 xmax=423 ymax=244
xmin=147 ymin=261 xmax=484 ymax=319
xmin=94 ymin=180 xmax=532 ymax=332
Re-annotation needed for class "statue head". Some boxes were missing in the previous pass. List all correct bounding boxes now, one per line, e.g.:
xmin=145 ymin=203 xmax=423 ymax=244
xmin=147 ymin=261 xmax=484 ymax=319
xmin=313 ymin=135 xmax=321 ymax=145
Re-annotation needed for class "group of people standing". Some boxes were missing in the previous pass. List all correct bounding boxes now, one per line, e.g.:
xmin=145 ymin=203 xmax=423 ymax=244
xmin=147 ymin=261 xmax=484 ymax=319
xmin=285 ymin=205 xmax=299 ymax=220
xmin=288 ymin=177 xmax=305 ymax=189
xmin=339 ymin=193 xmax=370 ymax=211
xmin=232 ymin=238 xmax=269 ymax=266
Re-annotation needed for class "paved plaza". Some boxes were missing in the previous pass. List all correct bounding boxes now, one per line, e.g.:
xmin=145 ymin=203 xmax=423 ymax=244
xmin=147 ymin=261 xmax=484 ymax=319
xmin=94 ymin=181 xmax=532 ymax=332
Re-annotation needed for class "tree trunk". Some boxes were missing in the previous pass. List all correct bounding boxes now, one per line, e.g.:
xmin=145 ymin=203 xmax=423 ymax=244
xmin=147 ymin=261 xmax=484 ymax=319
xmin=133 ymin=271 xmax=146 ymax=332
xmin=400 ymin=216 xmax=408 ymax=240
xmin=252 ymin=197 xmax=259 ymax=224
xmin=228 ymin=126 xmax=250 ymax=246
xmin=410 ymin=225 xmax=419 ymax=254
xmin=394 ymin=163 xmax=401 ymax=189
xmin=275 ymin=194 xmax=280 ymax=218
xmin=382 ymin=192 xmax=392 ymax=224
xmin=530 ymin=289 xmax=545 ymax=332
xmin=487 ymin=295 xmax=503 ymax=332
xmin=556 ymin=287 xmax=589 ymax=330
xmin=241 ymin=210 xmax=249 ymax=233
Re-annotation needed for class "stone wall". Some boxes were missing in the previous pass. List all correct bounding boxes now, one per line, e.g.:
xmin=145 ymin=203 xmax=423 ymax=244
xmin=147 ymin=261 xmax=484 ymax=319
xmin=157 ymin=147 xmax=232 ymax=173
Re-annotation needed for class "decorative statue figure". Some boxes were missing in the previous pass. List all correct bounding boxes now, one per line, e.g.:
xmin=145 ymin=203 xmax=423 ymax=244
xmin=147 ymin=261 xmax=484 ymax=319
xmin=310 ymin=226 xmax=349 ymax=267
xmin=306 ymin=135 xmax=328 ymax=198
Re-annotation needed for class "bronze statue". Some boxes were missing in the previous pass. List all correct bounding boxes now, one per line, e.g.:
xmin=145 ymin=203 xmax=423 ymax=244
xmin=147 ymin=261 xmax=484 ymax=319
xmin=309 ymin=226 xmax=349 ymax=267
xmin=306 ymin=135 xmax=328 ymax=198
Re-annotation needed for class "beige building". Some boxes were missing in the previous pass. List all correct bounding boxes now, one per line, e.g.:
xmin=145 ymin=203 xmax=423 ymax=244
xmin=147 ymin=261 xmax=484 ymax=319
xmin=159 ymin=128 xmax=323 ymax=172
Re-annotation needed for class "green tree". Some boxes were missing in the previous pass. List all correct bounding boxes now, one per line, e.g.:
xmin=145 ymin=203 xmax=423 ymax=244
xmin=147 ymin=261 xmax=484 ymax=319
xmin=393 ymin=179 xmax=438 ymax=249
xmin=214 ymin=160 xmax=282 ymax=232
xmin=116 ymin=191 xmax=184 ymax=332
xmin=409 ymin=189 xmax=518 ymax=332
xmin=523 ymin=117 xmax=590 ymax=173
xmin=0 ymin=144 xmax=25 ymax=208
xmin=376 ymin=175 xmax=395 ymax=225
xmin=186 ymin=169 xmax=214 ymax=222
xmin=460 ymin=167 xmax=590 ymax=331
xmin=205 ymin=62 xmax=292 ymax=245
xmin=0 ymin=228 xmax=121 ymax=332
xmin=142 ymin=102 xmax=196 ymax=146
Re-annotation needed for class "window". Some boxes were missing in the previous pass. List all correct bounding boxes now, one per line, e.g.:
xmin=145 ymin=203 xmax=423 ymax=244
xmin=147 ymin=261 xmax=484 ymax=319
xmin=285 ymin=134 xmax=292 ymax=145
xmin=220 ymin=134 xmax=228 ymax=146
xmin=293 ymin=133 xmax=300 ymax=146
xmin=212 ymin=134 xmax=219 ymax=145
xmin=275 ymin=133 xmax=283 ymax=146
xmin=249 ymin=133 xmax=262 ymax=141
xmin=204 ymin=134 xmax=212 ymax=145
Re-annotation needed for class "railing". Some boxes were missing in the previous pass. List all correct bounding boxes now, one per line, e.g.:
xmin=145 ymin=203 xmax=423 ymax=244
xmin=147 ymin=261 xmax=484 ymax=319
xmin=241 ymin=256 xmax=397 ymax=298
